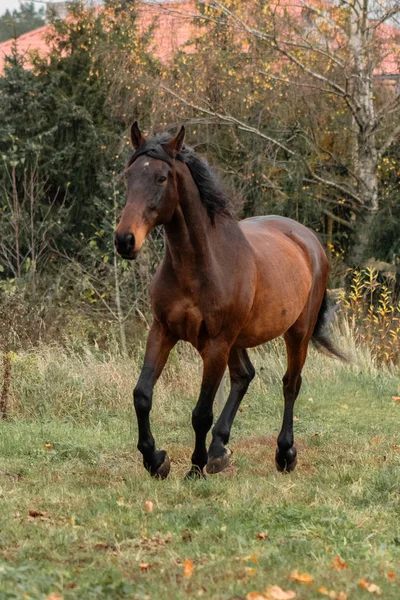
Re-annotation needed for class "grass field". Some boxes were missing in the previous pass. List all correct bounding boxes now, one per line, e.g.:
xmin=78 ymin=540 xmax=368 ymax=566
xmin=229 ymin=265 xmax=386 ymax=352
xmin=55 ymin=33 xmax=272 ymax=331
xmin=0 ymin=337 xmax=399 ymax=600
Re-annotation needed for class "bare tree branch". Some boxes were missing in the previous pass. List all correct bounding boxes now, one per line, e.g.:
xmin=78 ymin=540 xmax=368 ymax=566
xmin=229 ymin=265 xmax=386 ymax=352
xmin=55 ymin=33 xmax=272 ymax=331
xmin=160 ymin=84 xmax=295 ymax=155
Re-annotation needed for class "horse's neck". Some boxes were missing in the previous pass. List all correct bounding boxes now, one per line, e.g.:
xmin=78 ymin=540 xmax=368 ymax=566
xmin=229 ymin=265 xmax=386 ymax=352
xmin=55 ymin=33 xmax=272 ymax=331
xmin=164 ymin=170 xmax=232 ymax=283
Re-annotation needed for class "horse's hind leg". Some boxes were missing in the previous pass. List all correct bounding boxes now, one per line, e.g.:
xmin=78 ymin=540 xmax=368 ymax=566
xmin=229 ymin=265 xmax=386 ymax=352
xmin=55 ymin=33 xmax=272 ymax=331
xmin=207 ymin=348 xmax=255 ymax=474
xmin=185 ymin=340 xmax=230 ymax=480
xmin=275 ymin=323 xmax=311 ymax=473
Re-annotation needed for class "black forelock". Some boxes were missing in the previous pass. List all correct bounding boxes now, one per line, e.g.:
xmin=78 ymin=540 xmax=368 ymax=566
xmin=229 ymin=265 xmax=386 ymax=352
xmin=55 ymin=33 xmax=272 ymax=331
xmin=128 ymin=131 xmax=232 ymax=223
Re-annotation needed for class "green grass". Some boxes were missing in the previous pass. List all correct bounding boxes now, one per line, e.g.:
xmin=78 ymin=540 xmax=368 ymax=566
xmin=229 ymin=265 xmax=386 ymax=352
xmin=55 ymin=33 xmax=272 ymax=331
xmin=0 ymin=340 xmax=399 ymax=600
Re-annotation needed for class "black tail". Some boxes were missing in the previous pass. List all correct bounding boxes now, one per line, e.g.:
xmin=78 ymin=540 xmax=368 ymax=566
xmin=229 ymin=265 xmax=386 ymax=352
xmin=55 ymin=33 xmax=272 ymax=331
xmin=311 ymin=292 xmax=348 ymax=361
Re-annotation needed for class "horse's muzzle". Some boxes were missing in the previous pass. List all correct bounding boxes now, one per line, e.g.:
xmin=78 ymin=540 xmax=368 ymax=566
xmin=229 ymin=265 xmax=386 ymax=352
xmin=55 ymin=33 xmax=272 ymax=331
xmin=114 ymin=232 xmax=137 ymax=259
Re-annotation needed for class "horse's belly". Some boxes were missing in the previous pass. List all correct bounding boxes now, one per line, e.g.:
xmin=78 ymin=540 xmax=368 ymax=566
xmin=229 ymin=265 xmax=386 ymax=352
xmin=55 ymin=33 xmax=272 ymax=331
xmin=235 ymin=295 xmax=305 ymax=348
xmin=234 ymin=242 xmax=313 ymax=348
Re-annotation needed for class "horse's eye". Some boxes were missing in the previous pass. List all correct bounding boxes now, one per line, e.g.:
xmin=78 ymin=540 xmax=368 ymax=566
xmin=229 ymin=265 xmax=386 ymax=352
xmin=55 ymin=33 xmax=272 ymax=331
xmin=157 ymin=175 xmax=167 ymax=184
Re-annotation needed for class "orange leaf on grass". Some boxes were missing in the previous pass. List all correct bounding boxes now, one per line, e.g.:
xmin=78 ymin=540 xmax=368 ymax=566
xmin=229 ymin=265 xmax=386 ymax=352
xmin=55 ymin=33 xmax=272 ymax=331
xmin=387 ymin=571 xmax=395 ymax=580
xmin=46 ymin=595 xmax=63 ymax=600
xmin=369 ymin=436 xmax=381 ymax=445
xmin=139 ymin=562 xmax=150 ymax=572
xmin=256 ymin=532 xmax=268 ymax=540
xmin=391 ymin=395 xmax=400 ymax=403
xmin=237 ymin=553 xmax=258 ymax=563
xmin=246 ymin=593 xmax=265 ymax=600
xmin=332 ymin=556 xmax=348 ymax=570
xmin=183 ymin=559 xmax=194 ymax=578
xmin=318 ymin=587 xmax=330 ymax=595
xmin=265 ymin=585 xmax=297 ymax=599
xmin=144 ymin=501 xmax=153 ymax=513
xmin=359 ymin=579 xmax=382 ymax=594
xmin=290 ymin=570 xmax=314 ymax=583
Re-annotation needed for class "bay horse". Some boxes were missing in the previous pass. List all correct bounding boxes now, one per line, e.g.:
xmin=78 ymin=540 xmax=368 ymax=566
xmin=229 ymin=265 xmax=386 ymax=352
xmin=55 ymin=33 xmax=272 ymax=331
xmin=115 ymin=123 xmax=344 ymax=480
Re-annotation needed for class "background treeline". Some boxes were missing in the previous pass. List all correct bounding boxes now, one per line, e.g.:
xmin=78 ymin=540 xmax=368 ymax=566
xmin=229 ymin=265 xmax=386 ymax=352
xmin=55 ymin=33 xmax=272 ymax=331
xmin=0 ymin=2 xmax=45 ymax=42
xmin=0 ymin=0 xmax=399 ymax=361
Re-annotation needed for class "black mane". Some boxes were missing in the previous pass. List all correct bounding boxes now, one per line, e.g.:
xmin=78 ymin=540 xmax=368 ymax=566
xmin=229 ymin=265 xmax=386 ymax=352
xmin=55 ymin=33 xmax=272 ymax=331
xmin=128 ymin=131 xmax=232 ymax=223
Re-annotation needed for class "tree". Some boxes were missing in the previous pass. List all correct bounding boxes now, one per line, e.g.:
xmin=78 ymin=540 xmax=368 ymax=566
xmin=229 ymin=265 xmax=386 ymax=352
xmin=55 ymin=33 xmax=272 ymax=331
xmin=160 ymin=0 xmax=400 ymax=265
xmin=0 ymin=2 xmax=45 ymax=43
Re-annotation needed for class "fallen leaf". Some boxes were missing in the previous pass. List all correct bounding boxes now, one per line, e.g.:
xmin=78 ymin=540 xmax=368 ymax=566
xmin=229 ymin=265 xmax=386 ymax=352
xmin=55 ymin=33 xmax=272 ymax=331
xmin=29 ymin=509 xmax=47 ymax=518
xmin=359 ymin=579 xmax=382 ymax=594
xmin=290 ymin=570 xmax=314 ymax=583
xmin=391 ymin=395 xmax=400 ymax=403
xmin=183 ymin=559 xmax=194 ymax=578
xmin=144 ymin=501 xmax=153 ymax=513
xmin=46 ymin=595 xmax=63 ymax=600
xmin=339 ymin=404 xmax=348 ymax=409
xmin=332 ymin=555 xmax=348 ymax=570
xmin=237 ymin=554 xmax=258 ymax=563
xmin=139 ymin=562 xmax=150 ymax=572
xmin=256 ymin=532 xmax=268 ymax=540
xmin=116 ymin=497 xmax=132 ymax=508
xmin=318 ymin=587 xmax=330 ymax=595
xmin=249 ymin=553 xmax=258 ymax=563
xmin=265 ymin=585 xmax=296 ymax=599
xmin=247 ymin=593 xmax=265 ymax=600
xmin=308 ymin=397 xmax=313 ymax=402
xmin=244 ymin=567 xmax=257 ymax=576
xmin=392 ymin=445 xmax=399 ymax=451
xmin=43 ymin=443 xmax=53 ymax=450
xmin=387 ymin=571 xmax=395 ymax=580
xmin=369 ymin=436 xmax=381 ymax=445
xmin=293 ymin=416 xmax=299 ymax=421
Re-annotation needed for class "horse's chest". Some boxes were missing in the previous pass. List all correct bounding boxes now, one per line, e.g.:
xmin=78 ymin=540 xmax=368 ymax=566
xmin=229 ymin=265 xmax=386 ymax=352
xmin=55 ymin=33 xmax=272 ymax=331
xmin=164 ymin=299 xmax=205 ymax=347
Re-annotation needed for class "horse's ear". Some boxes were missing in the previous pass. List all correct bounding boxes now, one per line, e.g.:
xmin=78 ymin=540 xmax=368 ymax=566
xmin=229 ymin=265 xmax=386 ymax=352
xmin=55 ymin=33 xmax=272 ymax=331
xmin=165 ymin=125 xmax=185 ymax=157
xmin=130 ymin=121 xmax=146 ymax=150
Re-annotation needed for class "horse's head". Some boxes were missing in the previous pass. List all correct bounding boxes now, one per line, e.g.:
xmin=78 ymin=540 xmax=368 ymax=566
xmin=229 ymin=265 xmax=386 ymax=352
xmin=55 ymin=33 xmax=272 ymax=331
xmin=115 ymin=122 xmax=185 ymax=259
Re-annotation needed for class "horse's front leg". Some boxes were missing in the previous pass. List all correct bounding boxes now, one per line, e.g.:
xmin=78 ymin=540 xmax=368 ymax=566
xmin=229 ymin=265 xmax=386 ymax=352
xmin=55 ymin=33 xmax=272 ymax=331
xmin=186 ymin=340 xmax=230 ymax=479
xmin=134 ymin=321 xmax=177 ymax=479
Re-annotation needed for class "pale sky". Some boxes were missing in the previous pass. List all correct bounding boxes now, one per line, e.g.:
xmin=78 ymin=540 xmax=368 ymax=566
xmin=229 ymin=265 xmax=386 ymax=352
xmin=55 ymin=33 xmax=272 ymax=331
xmin=0 ymin=0 xmax=47 ymax=17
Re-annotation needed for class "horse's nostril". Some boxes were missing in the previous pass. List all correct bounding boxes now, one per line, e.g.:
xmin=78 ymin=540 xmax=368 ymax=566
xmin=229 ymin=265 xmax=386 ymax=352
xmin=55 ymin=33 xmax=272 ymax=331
xmin=125 ymin=233 xmax=134 ymax=248
xmin=115 ymin=232 xmax=135 ymax=255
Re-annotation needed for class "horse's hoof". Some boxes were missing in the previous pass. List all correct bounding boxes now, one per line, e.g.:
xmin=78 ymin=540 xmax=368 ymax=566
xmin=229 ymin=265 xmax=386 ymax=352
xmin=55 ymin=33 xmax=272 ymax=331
xmin=149 ymin=451 xmax=171 ymax=480
xmin=275 ymin=446 xmax=297 ymax=473
xmin=206 ymin=449 xmax=231 ymax=474
xmin=185 ymin=466 xmax=206 ymax=480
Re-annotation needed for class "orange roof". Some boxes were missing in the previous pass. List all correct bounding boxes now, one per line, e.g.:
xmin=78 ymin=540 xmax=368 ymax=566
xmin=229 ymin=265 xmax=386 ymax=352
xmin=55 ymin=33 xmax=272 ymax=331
xmin=0 ymin=1 xmax=198 ymax=73
xmin=0 ymin=23 xmax=53 ymax=72
xmin=138 ymin=1 xmax=197 ymax=61
xmin=0 ymin=0 xmax=398 ymax=77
